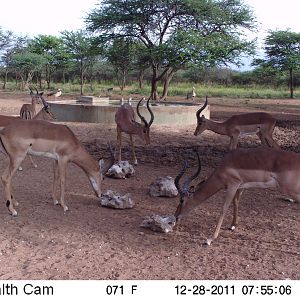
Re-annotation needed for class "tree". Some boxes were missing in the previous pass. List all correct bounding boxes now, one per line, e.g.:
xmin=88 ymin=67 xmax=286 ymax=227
xmin=106 ymin=38 xmax=137 ymax=90
xmin=86 ymin=0 xmax=256 ymax=100
xmin=28 ymin=35 xmax=65 ymax=89
xmin=10 ymin=52 xmax=47 ymax=89
xmin=0 ymin=33 xmax=29 ymax=89
xmin=255 ymin=30 xmax=300 ymax=98
xmin=61 ymin=30 xmax=100 ymax=95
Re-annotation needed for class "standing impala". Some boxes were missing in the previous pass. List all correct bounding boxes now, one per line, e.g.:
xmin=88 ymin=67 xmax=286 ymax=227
xmin=20 ymin=88 xmax=43 ymax=120
xmin=1 ymin=96 xmax=55 ymax=170
xmin=0 ymin=120 xmax=114 ymax=216
xmin=194 ymin=97 xmax=279 ymax=149
xmin=174 ymin=148 xmax=300 ymax=245
xmin=115 ymin=97 xmax=154 ymax=165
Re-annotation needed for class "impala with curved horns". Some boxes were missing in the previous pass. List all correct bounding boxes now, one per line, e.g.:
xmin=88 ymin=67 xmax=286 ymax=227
xmin=174 ymin=148 xmax=300 ymax=245
xmin=115 ymin=97 xmax=154 ymax=165
xmin=194 ymin=97 xmax=279 ymax=149
xmin=0 ymin=120 xmax=114 ymax=216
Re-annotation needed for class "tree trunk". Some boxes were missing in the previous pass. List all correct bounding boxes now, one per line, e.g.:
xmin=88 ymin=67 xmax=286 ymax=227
xmin=138 ymin=69 xmax=144 ymax=89
xmin=46 ymin=64 xmax=50 ymax=89
xmin=2 ymin=68 xmax=8 ymax=89
xmin=160 ymin=69 xmax=176 ymax=101
xmin=80 ymin=59 xmax=84 ymax=95
xmin=150 ymin=65 xmax=159 ymax=100
xmin=289 ymin=67 xmax=294 ymax=99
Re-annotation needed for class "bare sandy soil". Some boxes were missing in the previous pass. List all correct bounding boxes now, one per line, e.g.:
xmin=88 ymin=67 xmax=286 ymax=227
xmin=0 ymin=91 xmax=299 ymax=280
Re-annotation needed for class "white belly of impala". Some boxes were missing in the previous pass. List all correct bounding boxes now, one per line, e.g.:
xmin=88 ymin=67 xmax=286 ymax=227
xmin=28 ymin=149 xmax=59 ymax=160
xmin=239 ymin=127 xmax=260 ymax=136
xmin=239 ymin=177 xmax=278 ymax=189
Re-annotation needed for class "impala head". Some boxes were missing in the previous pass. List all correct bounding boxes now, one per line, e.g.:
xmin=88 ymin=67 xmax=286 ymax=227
xmin=174 ymin=151 xmax=201 ymax=221
xmin=136 ymin=97 xmax=154 ymax=144
xmin=194 ymin=96 xmax=208 ymax=136
xmin=29 ymin=87 xmax=43 ymax=104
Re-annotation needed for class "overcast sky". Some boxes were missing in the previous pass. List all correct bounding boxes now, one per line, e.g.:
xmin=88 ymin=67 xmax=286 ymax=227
xmin=1 ymin=0 xmax=299 ymax=37
xmin=1 ymin=0 xmax=299 ymax=70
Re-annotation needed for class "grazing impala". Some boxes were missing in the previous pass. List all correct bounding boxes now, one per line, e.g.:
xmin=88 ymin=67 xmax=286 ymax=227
xmin=115 ymin=97 xmax=154 ymax=165
xmin=174 ymin=148 xmax=300 ymax=245
xmin=194 ymin=97 xmax=279 ymax=149
xmin=0 ymin=120 xmax=114 ymax=216
xmin=20 ymin=88 xmax=43 ymax=120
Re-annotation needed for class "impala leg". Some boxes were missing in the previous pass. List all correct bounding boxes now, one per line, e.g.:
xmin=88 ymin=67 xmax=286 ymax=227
xmin=265 ymin=134 xmax=280 ymax=149
xmin=116 ymin=126 xmax=122 ymax=162
xmin=205 ymin=187 xmax=238 ymax=245
xmin=58 ymin=159 xmax=68 ymax=212
xmin=1 ymin=156 xmax=25 ymax=216
xmin=260 ymin=128 xmax=280 ymax=149
xmin=129 ymin=134 xmax=138 ymax=165
xmin=229 ymin=135 xmax=238 ymax=150
xmin=52 ymin=160 xmax=60 ymax=206
xmin=28 ymin=155 xmax=38 ymax=168
xmin=230 ymin=189 xmax=243 ymax=230
xmin=257 ymin=131 xmax=268 ymax=146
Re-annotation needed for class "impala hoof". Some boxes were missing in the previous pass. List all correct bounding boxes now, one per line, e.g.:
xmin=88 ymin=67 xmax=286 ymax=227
xmin=33 ymin=164 xmax=38 ymax=168
xmin=18 ymin=166 xmax=23 ymax=171
xmin=11 ymin=210 xmax=18 ymax=216
xmin=53 ymin=200 xmax=59 ymax=206
xmin=63 ymin=206 xmax=69 ymax=212
xmin=230 ymin=225 xmax=236 ymax=231
xmin=204 ymin=238 xmax=212 ymax=246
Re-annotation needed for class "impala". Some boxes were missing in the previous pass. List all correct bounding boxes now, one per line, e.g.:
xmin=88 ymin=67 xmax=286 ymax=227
xmin=194 ymin=97 xmax=279 ymax=149
xmin=174 ymin=147 xmax=300 ymax=245
xmin=1 ymin=97 xmax=55 ymax=170
xmin=20 ymin=88 xmax=43 ymax=120
xmin=115 ymin=97 xmax=154 ymax=165
xmin=0 ymin=120 xmax=114 ymax=216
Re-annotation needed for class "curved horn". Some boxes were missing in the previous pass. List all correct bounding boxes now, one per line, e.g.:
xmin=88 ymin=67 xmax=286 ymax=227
xmin=34 ymin=87 xmax=39 ymax=94
xmin=146 ymin=97 xmax=154 ymax=127
xmin=136 ymin=97 xmax=148 ymax=127
xmin=175 ymin=150 xmax=201 ymax=198
xmin=174 ymin=160 xmax=189 ymax=198
xmin=196 ymin=95 xmax=208 ymax=122
xmin=181 ymin=150 xmax=201 ymax=193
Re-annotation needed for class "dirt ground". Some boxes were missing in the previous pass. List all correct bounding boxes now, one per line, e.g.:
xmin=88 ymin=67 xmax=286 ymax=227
xmin=0 ymin=91 xmax=299 ymax=280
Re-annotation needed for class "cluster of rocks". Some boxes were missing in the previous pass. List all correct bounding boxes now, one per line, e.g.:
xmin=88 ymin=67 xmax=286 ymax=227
xmin=104 ymin=161 xmax=179 ymax=233
xmin=140 ymin=215 xmax=176 ymax=233
xmin=106 ymin=161 xmax=135 ymax=179
xmin=100 ymin=190 xmax=134 ymax=209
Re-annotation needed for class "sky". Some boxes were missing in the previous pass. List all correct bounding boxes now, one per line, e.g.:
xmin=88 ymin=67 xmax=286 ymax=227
xmin=0 ymin=0 xmax=99 ymax=36
xmin=1 ymin=0 xmax=299 ymax=37
xmin=0 ymin=0 xmax=299 ymax=69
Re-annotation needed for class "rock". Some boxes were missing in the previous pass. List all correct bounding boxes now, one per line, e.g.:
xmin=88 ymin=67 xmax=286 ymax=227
xmin=106 ymin=161 xmax=135 ymax=179
xmin=100 ymin=190 xmax=134 ymax=209
xmin=149 ymin=176 xmax=178 ymax=197
xmin=140 ymin=215 xmax=176 ymax=233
